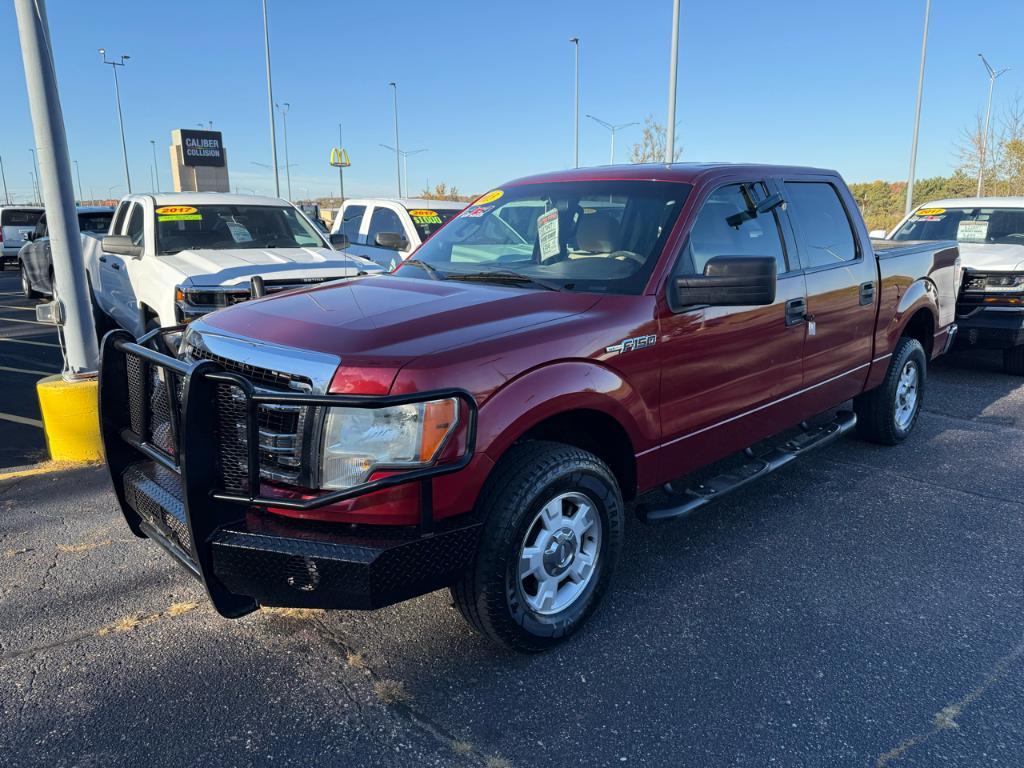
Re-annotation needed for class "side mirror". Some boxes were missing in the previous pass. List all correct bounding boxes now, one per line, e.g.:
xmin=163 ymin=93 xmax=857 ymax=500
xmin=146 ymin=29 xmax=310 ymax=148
xmin=868 ymin=229 xmax=887 ymax=239
xmin=102 ymin=234 xmax=143 ymax=259
xmin=330 ymin=232 xmax=350 ymax=249
xmin=375 ymin=231 xmax=409 ymax=251
xmin=24 ymin=232 xmax=35 ymax=242
xmin=674 ymin=255 xmax=777 ymax=307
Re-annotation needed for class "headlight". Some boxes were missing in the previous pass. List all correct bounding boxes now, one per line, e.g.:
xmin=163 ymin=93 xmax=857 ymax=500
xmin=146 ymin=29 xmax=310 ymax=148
xmin=320 ymin=398 xmax=459 ymax=490
xmin=175 ymin=285 xmax=250 ymax=308
xmin=963 ymin=273 xmax=1024 ymax=292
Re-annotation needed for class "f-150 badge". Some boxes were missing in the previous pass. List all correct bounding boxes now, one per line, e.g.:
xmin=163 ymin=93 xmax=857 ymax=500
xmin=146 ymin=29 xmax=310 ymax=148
xmin=605 ymin=334 xmax=657 ymax=355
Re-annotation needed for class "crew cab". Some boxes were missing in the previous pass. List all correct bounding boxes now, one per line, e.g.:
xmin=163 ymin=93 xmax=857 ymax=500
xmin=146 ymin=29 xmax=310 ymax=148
xmin=86 ymin=192 xmax=382 ymax=340
xmin=331 ymin=197 xmax=465 ymax=269
xmin=19 ymin=206 xmax=114 ymax=298
xmin=883 ymin=197 xmax=1024 ymax=375
xmin=98 ymin=164 xmax=960 ymax=652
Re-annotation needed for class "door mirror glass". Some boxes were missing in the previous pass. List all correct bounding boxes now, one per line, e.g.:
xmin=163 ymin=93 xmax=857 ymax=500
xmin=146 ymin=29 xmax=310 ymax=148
xmin=674 ymin=255 xmax=777 ymax=307
xmin=868 ymin=229 xmax=887 ymax=239
xmin=102 ymin=234 xmax=143 ymax=259
xmin=374 ymin=231 xmax=408 ymax=250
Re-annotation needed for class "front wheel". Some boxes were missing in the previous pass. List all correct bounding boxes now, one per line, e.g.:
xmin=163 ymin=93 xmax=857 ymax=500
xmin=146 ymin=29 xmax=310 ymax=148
xmin=451 ymin=441 xmax=624 ymax=653
xmin=854 ymin=336 xmax=927 ymax=445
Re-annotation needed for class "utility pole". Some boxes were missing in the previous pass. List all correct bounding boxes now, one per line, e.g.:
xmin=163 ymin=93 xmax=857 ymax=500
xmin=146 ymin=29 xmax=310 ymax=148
xmin=586 ymin=115 xmax=639 ymax=164
xmin=15 ymin=0 xmax=99 ymax=374
xmin=29 ymin=147 xmax=41 ymax=202
xmin=977 ymin=53 xmax=1010 ymax=197
xmin=389 ymin=82 xmax=402 ymax=197
xmin=570 ymin=37 xmax=580 ymax=168
xmin=275 ymin=101 xmax=292 ymax=200
xmin=150 ymin=139 xmax=160 ymax=192
xmin=98 ymin=49 xmax=131 ymax=193
xmin=0 ymin=155 xmax=9 ymax=204
xmin=72 ymin=159 xmax=83 ymax=203
xmin=665 ymin=0 xmax=681 ymax=163
xmin=337 ymin=122 xmax=345 ymax=202
xmin=381 ymin=145 xmax=426 ymax=196
xmin=905 ymin=0 xmax=931 ymax=216
xmin=262 ymin=0 xmax=280 ymax=197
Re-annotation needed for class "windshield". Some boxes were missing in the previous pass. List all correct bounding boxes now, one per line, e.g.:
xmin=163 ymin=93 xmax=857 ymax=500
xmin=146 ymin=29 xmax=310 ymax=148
xmin=79 ymin=211 xmax=113 ymax=233
xmin=893 ymin=206 xmax=1024 ymax=245
xmin=393 ymin=180 xmax=690 ymax=294
xmin=406 ymin=207 xmax=462 ymax=242
xmin=155 ymin=204 xmax=326 ymax=254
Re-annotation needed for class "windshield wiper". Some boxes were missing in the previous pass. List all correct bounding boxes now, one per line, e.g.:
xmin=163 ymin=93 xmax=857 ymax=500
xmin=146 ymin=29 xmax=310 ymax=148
xmin=448 ymin=270 xmax=564 ymax=291
xmin=403 ymin=258 xmax=445 ymax=280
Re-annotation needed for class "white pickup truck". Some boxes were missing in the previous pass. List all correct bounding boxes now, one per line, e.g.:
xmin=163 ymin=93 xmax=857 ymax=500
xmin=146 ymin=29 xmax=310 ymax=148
xmin=87 ymin=192 xmax=382 ymax=339
xmin=330 ymin=197 xmax=465 ymax=269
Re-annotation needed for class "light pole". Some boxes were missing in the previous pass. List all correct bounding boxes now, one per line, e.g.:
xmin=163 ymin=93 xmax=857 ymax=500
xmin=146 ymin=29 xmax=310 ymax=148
xmin=107 ymin=184 xmax=121 ymax=198
xmin=337 ymin=122 xmax=345 ymax=202
xmin=586 ymin=115 xmax=639 ymax=165
xmin=905 ymin=0 xmax=931 ymax=215
xmin=72 ymin=159 xmax=83 ymax=202
xmin=29 ymin=170 xmax=38 ymax=204
xmin=388 ymin=82 xmax=402 ymax=196
xmin=570 ymin=37 xmax=580 ymax=168
xmin=380 ymin=145 xmax=427 ymax=197
xmin=977 ymin=53 xmax=1010 ymax=197
xmin=275 ymin=101 xmax=292 ymax=200
xmin=29 ymin=147 xmax=41 ymax=202
xmin=665 ymin=0 xmax=681 ymax=163
xmin=150 ymin=139 xmax=160 ymax=192
xmin=262 ymin=0 xmax=280 ymax=197
xmin=0 ymin=155 xmax=9 ymax=204
xmin=98 ymin=49 xmax=131 ymax=193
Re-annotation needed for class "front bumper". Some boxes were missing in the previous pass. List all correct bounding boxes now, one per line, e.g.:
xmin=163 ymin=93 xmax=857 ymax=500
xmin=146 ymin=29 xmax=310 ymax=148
xmin=955 ymin=308 xmax=1024 ymax=350
xmin=99 ymin=329 xmax=479 ymax=617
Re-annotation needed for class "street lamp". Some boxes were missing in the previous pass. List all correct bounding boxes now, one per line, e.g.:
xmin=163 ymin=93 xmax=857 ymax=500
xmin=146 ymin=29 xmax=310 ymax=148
xmin=380 ymin=145 xmax=427 ymax=197
xmin=98 ymin=48 xmax=132 ymax=193
xmin=586 ymin=115 xmax=639 ymax=165
xmin=665 ymin=0 xmax=681 ymax=163
xmin=29 ymin=170 xmax=37 ymax=205
xmin=262 ymin=0 xmax=280 ymax=197
xmin=150 ymin=140 xmax=160 ymax=193
xmin=904 ymin=0 xmax=931 ymax=215
xmin=72 ymin=159 xmax=84 ymax=203
xmin=274 ymin=102 xmax=292 ymax=200
xmin=977 ymin=53 xmax=1010 ymax=197
xmin=570 ymin=37 xmax=580 ymax=168
xmin=29 ymin=147 xmax=40 ymax=203
xmin=388 ymin=82 xmax=402 ymax=196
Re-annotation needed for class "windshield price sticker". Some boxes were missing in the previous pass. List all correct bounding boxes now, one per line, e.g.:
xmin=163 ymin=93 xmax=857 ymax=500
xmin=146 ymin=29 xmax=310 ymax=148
xmin=158 ymin=213 xmax=202 ymax=222
xmin=155 ymin=206 xmax=198 ymax=216
xmin=475 ymin=189 xmax=504 ymax=206
xmin=409 ymin=209 xmax=442 ymax=225
xmin=957 ymin=220 xmax=989 ymax=242
xmin=537 ymin=208 xmax=560 ymax=260
xmin=226 ymin=222 xmax=254 ymax=242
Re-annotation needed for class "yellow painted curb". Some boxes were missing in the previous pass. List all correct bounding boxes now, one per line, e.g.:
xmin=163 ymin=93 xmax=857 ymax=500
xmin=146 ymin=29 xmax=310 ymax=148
xmin=36 ymin=375 xmax=103 ymax=463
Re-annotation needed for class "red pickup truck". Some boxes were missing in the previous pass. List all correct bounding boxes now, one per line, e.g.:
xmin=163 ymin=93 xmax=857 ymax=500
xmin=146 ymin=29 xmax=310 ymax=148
xmin=99 ymin=163 xmax=960 ymax=652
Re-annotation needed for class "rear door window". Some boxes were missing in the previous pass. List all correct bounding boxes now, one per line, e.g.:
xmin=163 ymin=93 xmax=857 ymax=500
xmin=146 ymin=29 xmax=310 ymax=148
xmin=340 ymin=205 xmax=366 ymax=244
xmin=784 ymin=182 xmax=858 ymax=268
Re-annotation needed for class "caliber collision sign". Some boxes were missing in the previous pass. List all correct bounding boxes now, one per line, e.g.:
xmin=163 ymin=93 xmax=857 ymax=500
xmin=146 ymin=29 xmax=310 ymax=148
xmin=180 ymin=129 xmax=225 ymax=167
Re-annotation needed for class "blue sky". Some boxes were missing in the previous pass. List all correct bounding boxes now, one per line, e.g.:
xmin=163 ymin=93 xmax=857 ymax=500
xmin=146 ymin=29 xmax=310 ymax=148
xmin=0 ymin=0 xmax=1021 ymax=202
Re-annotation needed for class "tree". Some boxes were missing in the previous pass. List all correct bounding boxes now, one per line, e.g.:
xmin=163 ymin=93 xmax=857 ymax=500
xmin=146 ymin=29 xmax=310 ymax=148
xmin=418 ymin=182 xmax=472 ymax=201
xmin=629 ymin=115 xmax=682 ymax=164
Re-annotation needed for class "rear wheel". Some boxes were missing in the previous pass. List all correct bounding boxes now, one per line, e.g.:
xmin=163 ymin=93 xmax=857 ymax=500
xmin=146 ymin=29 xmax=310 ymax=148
xmin=451 ymin=440 xmax=624 ymax=653
xmin=1003 ymin=345 xmax=1024 ymax=376
xmin=854 ymin=336 xmax=926 ymax=445
xmin=20 ymin=262 xmax=41 ymax=299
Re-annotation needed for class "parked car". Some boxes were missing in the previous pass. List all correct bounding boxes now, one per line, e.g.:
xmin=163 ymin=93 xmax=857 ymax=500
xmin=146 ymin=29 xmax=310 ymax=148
xmin=84 ymin=192 xmax=382 ymax=341
xmin=98 ymin=163 xmax=960 ymax=652
xmin=1 ymin=206 xmax=44 ymax=268
xmin=331 ymin=197 xmax=465 ymax=269
xmin=19 ymin=206 xmax=114 ymax=298
xmin=881 ymin=197 xmax=1024 ymax=375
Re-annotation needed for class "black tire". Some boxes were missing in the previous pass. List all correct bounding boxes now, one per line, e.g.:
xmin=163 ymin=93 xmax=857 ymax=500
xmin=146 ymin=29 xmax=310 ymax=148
xmin=20 ymin=262 xmax=41 ymax=299
xmin=854 ymin=336 xmax=927 ymax=445
xmin=1003 ymin=345 xmax=1024 ymax=376
xmin=451 ymin=440 xmax=624 ymax=653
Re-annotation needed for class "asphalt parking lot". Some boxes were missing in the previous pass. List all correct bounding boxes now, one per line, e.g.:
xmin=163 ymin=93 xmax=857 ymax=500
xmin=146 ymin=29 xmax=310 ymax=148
xmin=3 ymin=295 xmax=1024 ymax=767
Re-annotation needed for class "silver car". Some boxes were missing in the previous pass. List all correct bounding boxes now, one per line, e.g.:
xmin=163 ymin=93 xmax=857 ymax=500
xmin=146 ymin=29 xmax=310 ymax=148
xmin=19 ymin=206 xmax=114 ymax=298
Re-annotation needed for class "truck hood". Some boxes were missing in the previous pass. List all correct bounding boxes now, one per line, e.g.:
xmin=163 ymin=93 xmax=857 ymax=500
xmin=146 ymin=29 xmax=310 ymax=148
xmin=956 ymin=242 xmax=1024 ymax=272
xmin=199 ymin=274 xmax=601 ymax=362
xmin=167 ymin=247 xmax=379 ymax=286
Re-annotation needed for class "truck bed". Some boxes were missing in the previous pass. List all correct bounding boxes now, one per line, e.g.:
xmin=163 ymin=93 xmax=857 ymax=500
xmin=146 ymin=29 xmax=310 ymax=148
xmin=871 ymin=238 xmax=958 ymax=260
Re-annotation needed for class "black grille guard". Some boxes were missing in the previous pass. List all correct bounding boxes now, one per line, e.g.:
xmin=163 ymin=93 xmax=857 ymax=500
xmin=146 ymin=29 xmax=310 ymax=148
xmin=99 ymin=328 xmax=479 ymax=617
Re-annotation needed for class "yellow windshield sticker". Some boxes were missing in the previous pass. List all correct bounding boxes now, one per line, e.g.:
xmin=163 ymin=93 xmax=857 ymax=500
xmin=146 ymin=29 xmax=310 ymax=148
xmin=155 ymin=205 xmax=198 ymax=215
xmin=915 ymin=207 xmax=945 ymax=216
xmin=158 ymin=214 xmax=202 ymax=222
xmin=408 ymin=209 xmax=438 ymax=218
xmin=409 ymin=209 xmax=442 ymax=225
xmin=475 ymin=189 xmax=503 ymax=206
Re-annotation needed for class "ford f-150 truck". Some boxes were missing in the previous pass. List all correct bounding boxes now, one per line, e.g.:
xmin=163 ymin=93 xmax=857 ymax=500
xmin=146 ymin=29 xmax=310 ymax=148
xmin=98 ymin=164 xmax=960 ymax=652
xmin=882 ymin=197 xmax=1024 ymax=375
